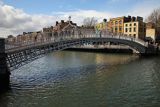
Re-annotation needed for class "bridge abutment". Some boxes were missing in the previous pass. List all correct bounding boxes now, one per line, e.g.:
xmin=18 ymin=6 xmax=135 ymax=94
xmin=0 ymin=38 xmax=10 ymax=91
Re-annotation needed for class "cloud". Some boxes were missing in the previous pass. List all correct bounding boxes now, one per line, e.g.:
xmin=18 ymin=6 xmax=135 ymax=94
xmin=0 ymin=3 xmax=59 ymax=37
xmin=0 ymin=0 xmax=159 ymax=38
xmin=128 ymin=0 xmax=160 ymax=19
xmin=0 ymin=3 xmax=115 ymax=38
xmin=55 ymin=10 xmax=117 ymax=24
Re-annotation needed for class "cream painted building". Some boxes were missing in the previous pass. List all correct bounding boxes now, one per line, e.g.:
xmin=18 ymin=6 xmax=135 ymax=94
xmin=124 ymin=21 xmax=146 ymax=40
xmin=146 ymin=29 xmax=156 ymax=41
xmin=146 ymin=22 xmax=160 ymax=41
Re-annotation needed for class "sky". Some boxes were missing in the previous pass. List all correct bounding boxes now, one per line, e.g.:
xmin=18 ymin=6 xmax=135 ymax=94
xmin=0 ymin=0 xmax=160 ymax=37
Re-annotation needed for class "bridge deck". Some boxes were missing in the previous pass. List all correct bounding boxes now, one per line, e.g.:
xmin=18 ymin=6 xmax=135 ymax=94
xmin=3 ymin=34 xmax=158 ymax=71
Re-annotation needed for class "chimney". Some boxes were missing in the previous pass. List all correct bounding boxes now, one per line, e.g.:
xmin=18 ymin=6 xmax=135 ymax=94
xmin=128 ymin=15 xmax=131 ymax=21
xmin=131 ymin=17 xmax=136 ymax=21
xmin=128 ymin=15 xmax=131 ymax=18
xmin=56 ymin=21 xmax=59 ymax=26
xmin=23 ymin=32 xmax=27 ymax=35
xmin=61 ymin=20 xmax=64 ymax=23
xmin=137 ymin=16 xmax=143 ymax=22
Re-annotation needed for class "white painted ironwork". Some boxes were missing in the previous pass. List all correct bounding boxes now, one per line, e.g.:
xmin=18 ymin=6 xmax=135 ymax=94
xmin=5 ymin=29 xmax=148 ymax=51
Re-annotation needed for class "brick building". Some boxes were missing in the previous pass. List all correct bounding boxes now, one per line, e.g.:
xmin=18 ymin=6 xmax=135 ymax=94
xmin=107 ymin=16 xmax=131 ymax=34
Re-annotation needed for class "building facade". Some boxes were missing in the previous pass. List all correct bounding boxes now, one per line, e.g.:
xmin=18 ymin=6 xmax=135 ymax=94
xmin=146 ymin=22 xmax=160 ymax=42
xmin=107 ymin=16 xmax=131 ymax=34
xmin=123 ymin=16 xmax=146 ymax=40
xmin=43 ymin=19 xmax=78 ymax=37
xmin=7 ymin=35 xmax=15 ymax=43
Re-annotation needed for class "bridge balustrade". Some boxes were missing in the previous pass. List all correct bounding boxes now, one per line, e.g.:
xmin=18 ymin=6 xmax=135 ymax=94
xmin=5 ymin=29 xmax=149 ymax=52
xmin=2 ymin=29 xmax=158 ymax=72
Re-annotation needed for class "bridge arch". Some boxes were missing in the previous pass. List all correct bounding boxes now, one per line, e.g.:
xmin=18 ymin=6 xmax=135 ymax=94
xmin=79 ymin=37 xmax=147 ymax=54
xmin=4 ymin=34 xmax=156 ymax=71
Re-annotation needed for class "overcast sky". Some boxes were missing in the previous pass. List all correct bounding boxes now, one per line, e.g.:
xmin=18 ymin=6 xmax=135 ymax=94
xmin=0 ymin=0 xmax=160 ymax=37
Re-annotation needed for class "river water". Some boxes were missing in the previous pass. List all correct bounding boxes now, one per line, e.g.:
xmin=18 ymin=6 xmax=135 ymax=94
xmin=0 ymin=51 xmax=160 ymax=107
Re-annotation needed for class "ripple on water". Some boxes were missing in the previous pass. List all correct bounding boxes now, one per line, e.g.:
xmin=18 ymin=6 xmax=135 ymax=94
xmin=1 ymin=52 xmax=160 ymax=107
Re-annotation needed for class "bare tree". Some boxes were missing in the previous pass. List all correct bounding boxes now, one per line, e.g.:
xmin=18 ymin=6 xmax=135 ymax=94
xmin=83 ymin=17 xmax=98 ymax=27
xmin=146 ymin=8 xmax=160 ymax=43
xmin=146 ymin=8 xmax=160 ymax=27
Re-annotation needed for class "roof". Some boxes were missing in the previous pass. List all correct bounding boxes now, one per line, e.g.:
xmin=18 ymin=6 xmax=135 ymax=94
xmin=62 ymin=22 xmax=77 ymax=31
xmin=110 ymin=16 xmax=125 ymax=20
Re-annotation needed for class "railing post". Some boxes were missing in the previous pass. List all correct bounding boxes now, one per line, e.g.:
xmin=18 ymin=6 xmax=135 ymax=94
xmin=0 ymin=38 xmax=10 ymax=91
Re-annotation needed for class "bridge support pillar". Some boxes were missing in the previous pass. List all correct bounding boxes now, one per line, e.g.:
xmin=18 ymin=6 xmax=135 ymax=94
xmin=0 ymin=38 xmax=10 ymax=91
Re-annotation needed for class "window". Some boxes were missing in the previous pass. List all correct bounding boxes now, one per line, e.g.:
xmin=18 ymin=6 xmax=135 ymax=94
xmin=115 ymin=21 xmax=118 ymax=25
xmin=119 ymin=20 xmax=122 ymax=24
xmin=134 ymin=27 xmax=136 ymax=32
xmin=129 ymin=28 xmax=132 ymax=32
xmin=115 ymin=27 xmax=118 ymax=31
xmin=119 ymin=27 xmax=122 ymax=31
xmin=133 ymin=34 xmax=136 ymax=38
xmin=130 ymin=24 xmax=132 ymax=26
xmin=134 ymin=23 xmax=136 ymax=26
xmin=125 ymin=28 xmax=128 ymax=32
xmin=125 ymin=24 xmax=128 ymax=27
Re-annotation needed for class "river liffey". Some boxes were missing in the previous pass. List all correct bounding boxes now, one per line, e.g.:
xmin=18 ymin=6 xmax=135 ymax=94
xmin=0 ymin=51 xmax=160 ymax=107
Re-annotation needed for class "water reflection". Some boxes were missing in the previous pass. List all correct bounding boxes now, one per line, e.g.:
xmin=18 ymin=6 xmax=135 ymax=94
xmin=0 ymin=51 xmax=160 ymax=107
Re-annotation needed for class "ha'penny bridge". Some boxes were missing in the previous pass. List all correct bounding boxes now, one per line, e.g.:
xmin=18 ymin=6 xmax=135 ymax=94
xmin=0 ymin=29 xmax=158 ymax=90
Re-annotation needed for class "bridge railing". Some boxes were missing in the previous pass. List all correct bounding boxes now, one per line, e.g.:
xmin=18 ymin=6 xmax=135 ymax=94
xmin=84 ymin=31 xmax=148 ymax=47
xmin=5 ymin=29 xmax=149 ymax=51
xmin=102 ymin=34 xmax=148 ymax=47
